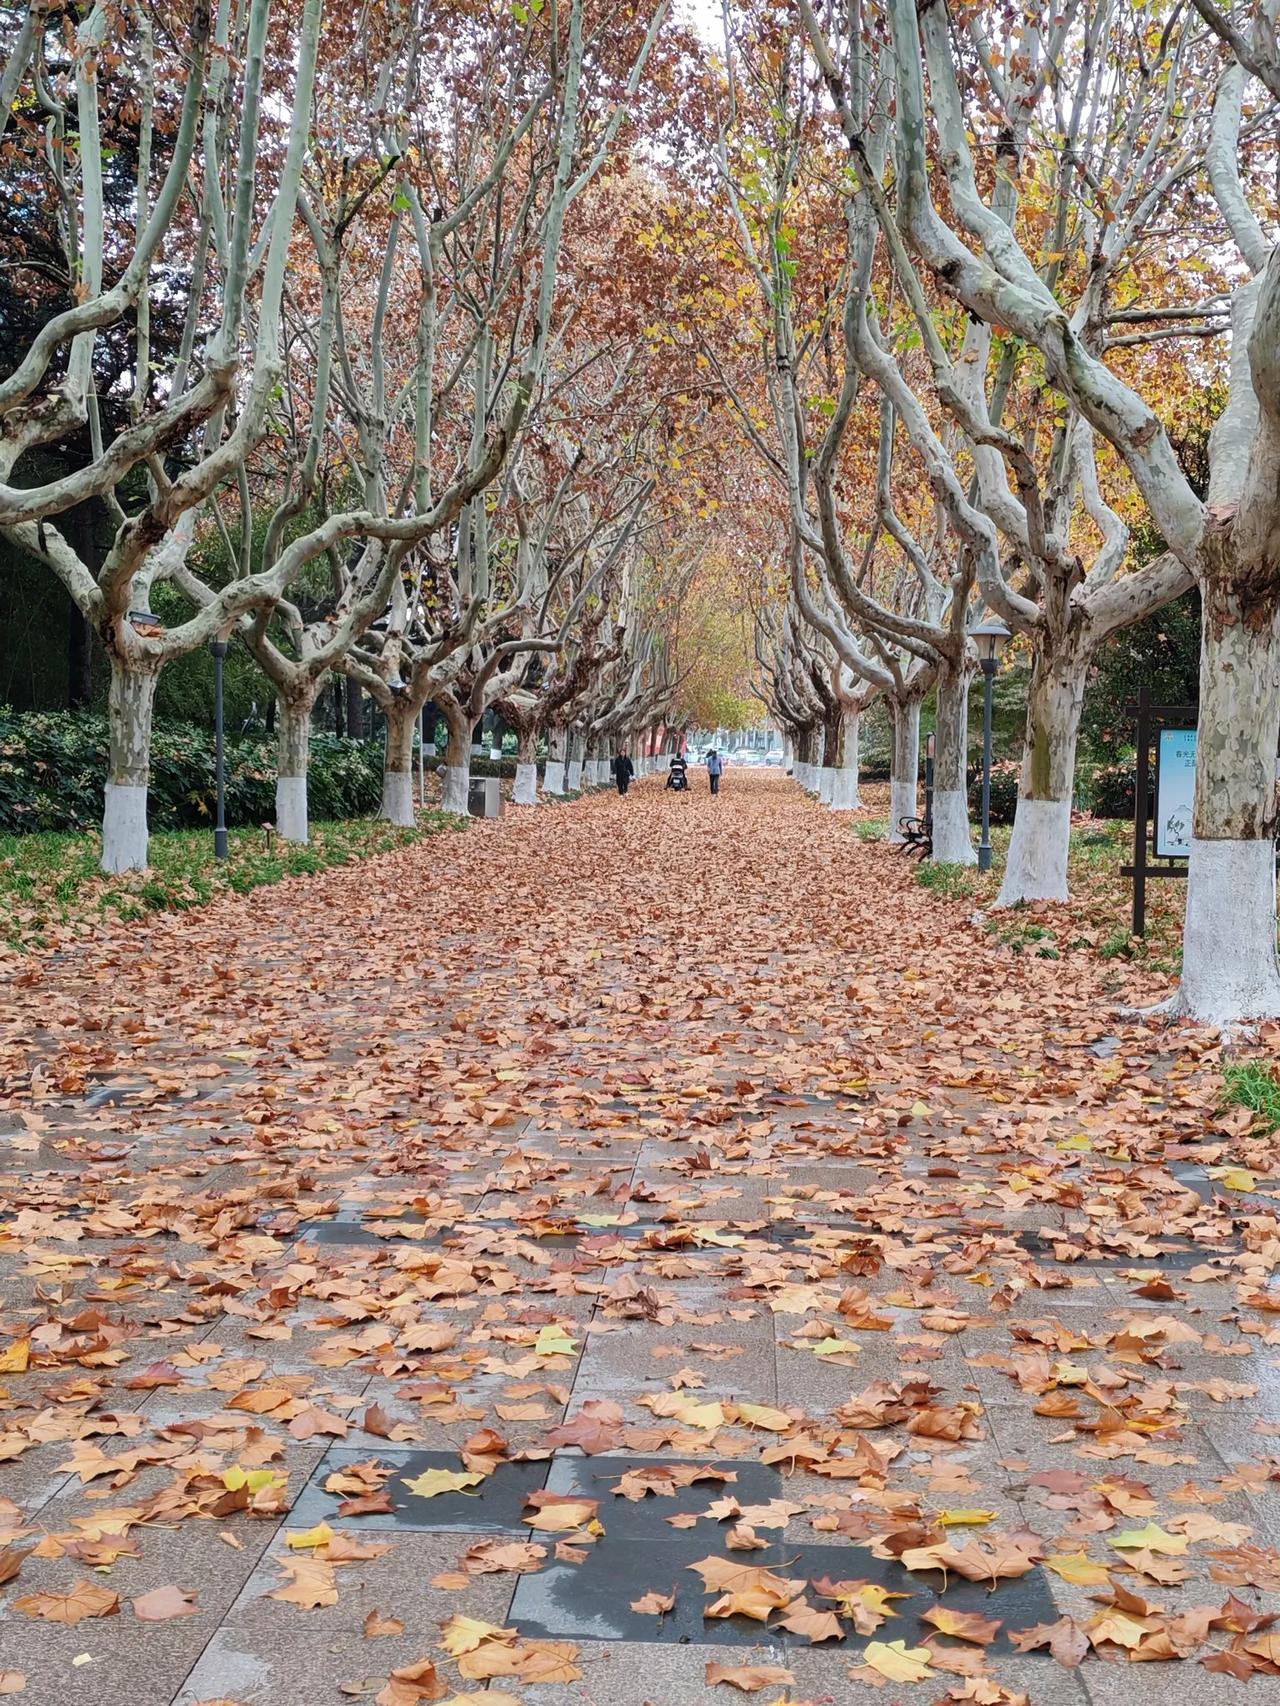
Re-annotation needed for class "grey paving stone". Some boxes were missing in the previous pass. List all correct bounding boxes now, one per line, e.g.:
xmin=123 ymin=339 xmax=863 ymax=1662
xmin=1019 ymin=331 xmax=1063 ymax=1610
xmin=172 ymin=1625 xmax=473 ymax=1706
xmin=219 ymin=1528 xmax=520 ymax=1637
xmin=0 ymin=1612 xmax=216 ymax=1706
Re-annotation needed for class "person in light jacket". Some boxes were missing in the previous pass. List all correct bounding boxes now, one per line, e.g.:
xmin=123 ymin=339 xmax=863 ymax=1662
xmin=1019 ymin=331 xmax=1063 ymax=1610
xmin=613 ymin=751 xmax=635 ymax=796
xmin=706 ymin=749 xmax=724 ymax=795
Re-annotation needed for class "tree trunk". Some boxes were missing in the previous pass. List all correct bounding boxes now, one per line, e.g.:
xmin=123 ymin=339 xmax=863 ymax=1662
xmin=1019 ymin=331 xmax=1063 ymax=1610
xmin=102 ymin=654 xmax=159 ymax=873
xmin=1175 ymin=572 xmax=1280 ymax=1023
xmin=276 ymin=683 xmax=318 ymax=844
xmin=514 ymin=726 xmax=539 ymax=806
xmin=783 ymin=734 xmax=794 ymax=774
xmin=567 ymin=730 xmax=584 ymax=792
xmin=997 ymin=646 xmax=1088 ymax=906
xmin=819 ymin=711 xmax=841 ymax=804
xmin=380 ymin=699 xmax=417 ymax=826
xmin=544 ymin=727 xmax=567 ymax=794
xmin=889 ymin=696 xmax=921 ymax=841
xmin=440 ymin=711 xmax=472 ymax=816
xmin=830 ymin=709 xmax=862 ymax=811
xmin=931 ymin=661 xmax=976 ymax=865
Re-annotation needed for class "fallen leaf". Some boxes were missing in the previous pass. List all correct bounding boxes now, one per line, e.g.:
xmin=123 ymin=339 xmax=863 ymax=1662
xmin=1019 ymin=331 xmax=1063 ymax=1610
xmin=705 ymin=1662 xmax=797 ymax=1690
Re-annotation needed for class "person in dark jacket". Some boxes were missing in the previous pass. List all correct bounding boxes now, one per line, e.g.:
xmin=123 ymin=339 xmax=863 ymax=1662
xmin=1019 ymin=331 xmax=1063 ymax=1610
xmin=614 ymin=751 xmax=635 ymax=796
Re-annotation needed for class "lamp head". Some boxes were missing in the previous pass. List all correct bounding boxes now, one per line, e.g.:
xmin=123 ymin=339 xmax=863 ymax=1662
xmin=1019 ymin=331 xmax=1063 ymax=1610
xmin=970 ymin=616 xmax=1012 ymax=666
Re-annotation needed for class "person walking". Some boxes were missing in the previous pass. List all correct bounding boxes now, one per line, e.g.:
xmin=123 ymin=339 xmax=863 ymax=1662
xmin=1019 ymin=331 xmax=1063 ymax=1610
xmin=706 ymin=749 xmax=724 ymax=795
xmin=614 ymin=751 xmax=635 ymax=796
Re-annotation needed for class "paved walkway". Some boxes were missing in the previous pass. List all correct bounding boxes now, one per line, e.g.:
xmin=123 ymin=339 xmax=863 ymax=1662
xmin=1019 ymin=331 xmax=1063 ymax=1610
xmin=1 ymin=774 xmax=1277 ymax=1705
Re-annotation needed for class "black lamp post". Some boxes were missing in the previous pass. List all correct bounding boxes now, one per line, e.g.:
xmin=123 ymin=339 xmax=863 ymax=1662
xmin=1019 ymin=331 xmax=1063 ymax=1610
xmin=971 ymin=617 xmax=1012 ymax=873
xmin=210 ymin=638 xmax=229 ymax=860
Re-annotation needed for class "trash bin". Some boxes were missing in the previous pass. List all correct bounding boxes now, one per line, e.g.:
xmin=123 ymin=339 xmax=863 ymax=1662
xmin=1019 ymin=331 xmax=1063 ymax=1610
xmin=468 ymin=776 xmax=504 ymax=819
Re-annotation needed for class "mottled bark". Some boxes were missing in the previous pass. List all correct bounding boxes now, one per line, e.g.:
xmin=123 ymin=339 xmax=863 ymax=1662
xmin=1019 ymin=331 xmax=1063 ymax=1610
xmin=276 ymin=683 xmax=319 ymax=843
xmin=998 ymin=648 xmax=1088 ymax=905
xmin=888 ymin=696 xmax=921 ymax=842
xmin=930 ymin=660 xmax=975 ymax=865
xmin=380 ymin=699 xmax=418 ymax=826
xmin=102 ymin=654 xmax=159 ymax=872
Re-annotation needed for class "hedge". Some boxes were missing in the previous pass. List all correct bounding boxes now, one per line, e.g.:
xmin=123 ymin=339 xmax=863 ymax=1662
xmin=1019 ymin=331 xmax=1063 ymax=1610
xmin=1084 ymin=762 xmax=1138 ymax=820
xmin=0 ymin=708 xmax=383 ymax=833
xmin=966 ymin=758 xmax=1020 ymax=826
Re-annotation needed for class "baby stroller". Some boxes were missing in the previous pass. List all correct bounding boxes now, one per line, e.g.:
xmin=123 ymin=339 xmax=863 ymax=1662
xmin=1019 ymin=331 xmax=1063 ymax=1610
xmin=666 ymin=756 xmax=689 ymax=792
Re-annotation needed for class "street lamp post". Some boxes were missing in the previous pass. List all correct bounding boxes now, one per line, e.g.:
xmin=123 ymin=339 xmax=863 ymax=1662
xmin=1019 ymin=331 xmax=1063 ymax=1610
xmin=210 ymin=638 xmax=229 ymax=860
xmin=970 ymin=617 xmax=1012 ymax=873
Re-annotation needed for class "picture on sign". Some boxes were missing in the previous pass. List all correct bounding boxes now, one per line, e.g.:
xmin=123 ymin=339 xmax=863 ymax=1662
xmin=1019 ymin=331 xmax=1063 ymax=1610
xmin=1155 ymin=728 xmax=1196 ymax=858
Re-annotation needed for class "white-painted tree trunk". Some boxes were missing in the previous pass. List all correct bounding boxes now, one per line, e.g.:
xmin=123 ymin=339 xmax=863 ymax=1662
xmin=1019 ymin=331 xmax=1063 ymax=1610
xmin=831 ymin=762 xmax=862 ymax=811
xmin=829 ymin=710 xmax=861 ymax=810
xmin=567 ymin=740 xmax=584 ymax=790
xmin=1000 ymin=799 xmax=1072 ymax=901
xmin=888 ymin=696 xmax=921 ymax=842
xmin=930 ymin=663 xmax=976 ymax=865
xmin=1174 ymin=583 xmax=1280 ymax=1022
xmin=783 ymin=735 xmax=794 ymax=773
xmin=443 ymin=706 xmax=477 ymax=812
xmin=380 ymin=702 xmax=418 ymax=827
xmin=275 ymin=687 xmax=318 ymax=844
xmin=513 ymin=762 xmax=538 ymax=805
xmin=101 ymin=657 xmax=158 ymax=873
xmin=819 ymin=766 xmax=836 ymax=804
xmin=441 ymin=765 xmax=470 ymax=814
xmin=997 ymin=651 xmax=1087 ymax=906
xmin=544 ymin=730 xmax=567 ymax=794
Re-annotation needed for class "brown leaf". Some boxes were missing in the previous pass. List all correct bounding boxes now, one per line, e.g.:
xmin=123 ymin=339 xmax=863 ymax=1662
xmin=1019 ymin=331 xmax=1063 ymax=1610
xmin=363 ymin=1610 xmax=405 ymax=1638
xmin=14 ymin=1580 xmax=120 ymax=1625
xmin=133 ymin=1585 xmax=200 ymax=1621
xmin=374 ymin=1658 xmax=448 ymax=1705
xmin=704 ymin=1662 xmax=796 ymax=1691
xmin=631 ymin=1588 xmax=676 ymax=1614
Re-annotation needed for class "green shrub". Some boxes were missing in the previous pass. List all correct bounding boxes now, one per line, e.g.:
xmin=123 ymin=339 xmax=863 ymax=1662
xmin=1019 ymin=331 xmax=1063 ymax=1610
xmin=966 ymin=758 xmax=1020 ymax=826
xmin=0 ymin=708 xmax=383 ymax=833
xmin=1084 ymin=761 xmax=1138 ymax=820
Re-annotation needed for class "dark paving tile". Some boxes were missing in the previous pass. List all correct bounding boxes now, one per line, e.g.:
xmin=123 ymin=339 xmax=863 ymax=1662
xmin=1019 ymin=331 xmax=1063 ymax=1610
xmin=287 ymin=1447 xmax=551 ymax=1534
xmin=510 ymin=1533 xmax=1061 ymax=1652
xmin=544 ymin=1454 xmax=784 ymax=1541
xmin=509 ymin=1535 xmax=783 ymax=1647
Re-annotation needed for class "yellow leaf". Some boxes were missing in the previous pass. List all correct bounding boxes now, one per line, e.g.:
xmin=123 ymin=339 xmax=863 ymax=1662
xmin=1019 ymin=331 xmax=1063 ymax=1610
xmin=402 ymin=1469 xmax=484 ymax=1500
xmin=222 ymin=1466 xmax=281 ymax=1493
xmin=1057 ymin=1134 xmax=1092 ymax=1151
xmin=1216 ymin=1167 xmax=1257 ymax=1191
xmin=1109 ymin=1523 xmax=1188 ymax=1556
xmin=285 ymin=1523 xmax=334 ymax=1551
xmin=862 ymin=1640 xmax=935 ymax=1682
xmin=0 ymin=1342 xmax=30 ymax=1374
xmin=936 ymin=1508 xmax=997 ymax=1527
xmin=1045 ymin=1552 xmax=1111 ymax=1585
xmin=731 ymin=1402 xmax=793 ymax=1431
xmin=533 ymin=1326 xmax=578 ymax=1358
xmin=439 ymin=1614 xmax=517 ymax=1656
xmin=810 ymin=1338 xmax=860 ymax=1359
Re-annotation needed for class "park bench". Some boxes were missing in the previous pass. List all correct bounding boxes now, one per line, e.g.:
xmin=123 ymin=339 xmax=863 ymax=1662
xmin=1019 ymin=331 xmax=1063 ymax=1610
xmin=897 ymin=814 xmax=932 ymax=857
